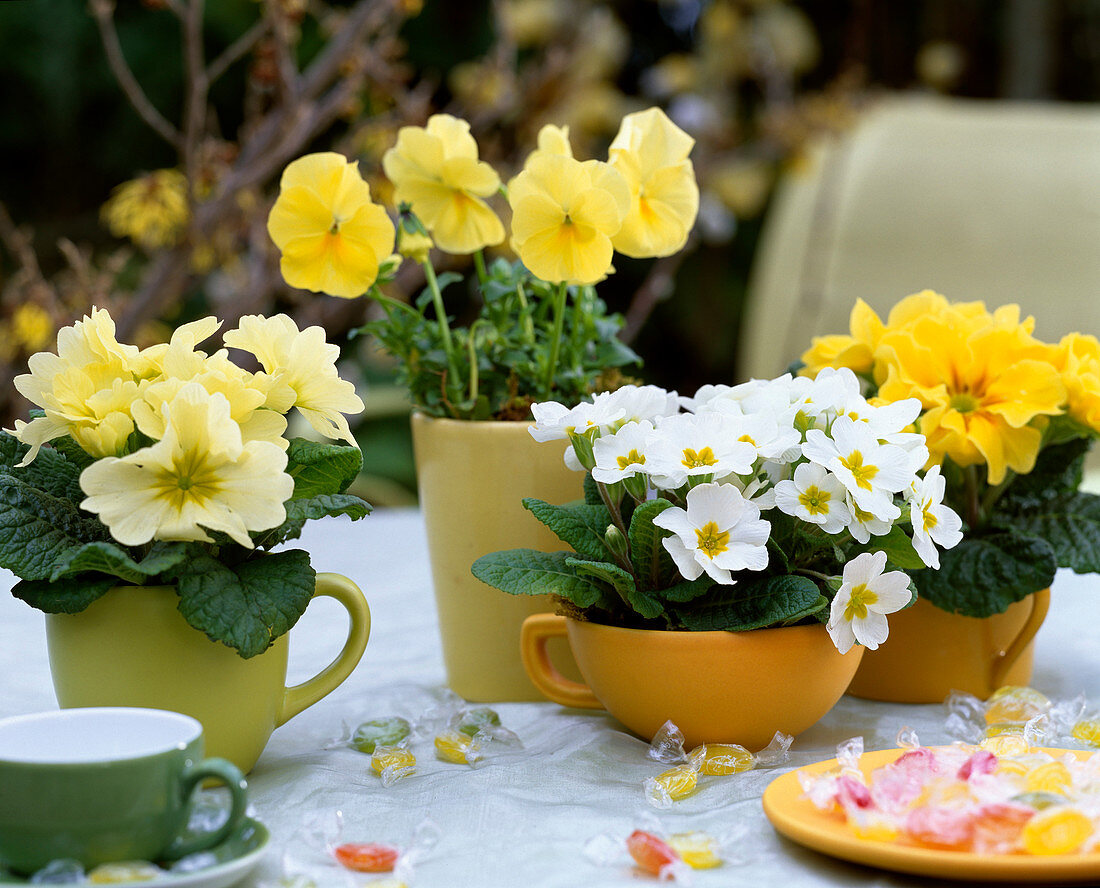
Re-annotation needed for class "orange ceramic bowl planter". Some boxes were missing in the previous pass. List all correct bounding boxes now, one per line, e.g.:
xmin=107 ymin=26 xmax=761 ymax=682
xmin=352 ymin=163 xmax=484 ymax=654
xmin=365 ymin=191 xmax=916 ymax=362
xmin=521 ymin=614 xmax=864 ymax=750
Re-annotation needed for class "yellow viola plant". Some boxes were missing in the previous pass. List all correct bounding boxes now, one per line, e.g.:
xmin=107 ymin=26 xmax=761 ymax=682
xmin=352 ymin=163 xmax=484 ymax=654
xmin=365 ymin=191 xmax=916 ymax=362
xmin=267 ymin=108 xmax=699 ymax=419
xmin=0 ymin=309 xmax=371 ymax=658
xmin=800 ymin=290 xmax=1100 ymax=618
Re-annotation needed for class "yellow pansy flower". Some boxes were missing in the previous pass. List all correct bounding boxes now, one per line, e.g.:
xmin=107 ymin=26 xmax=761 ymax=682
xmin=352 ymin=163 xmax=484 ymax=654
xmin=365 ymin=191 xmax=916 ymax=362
xmin=1051 ymin=332 xmax=1100 ymax=433
xmin=79 ymin=384 xmax=292 ymax=549
xmin=508 ymin=153 xmax=629 ymax=284
xmin=267 ymin=152 xmax=395 ymax=299
xmin=533 ymin=123 xmax=573 ymax=158
xmin=607 ymin=107 xmax=699 ymax=258
xmin=876 ymin=312 xmax=1065 ymax=484
xmin=223 ymin=314 xmax=364 ymax=446
xmin=101 ymin=169 xmax=190 ymax=250
xmin=382 ymin=115 xmax=505 ymax=255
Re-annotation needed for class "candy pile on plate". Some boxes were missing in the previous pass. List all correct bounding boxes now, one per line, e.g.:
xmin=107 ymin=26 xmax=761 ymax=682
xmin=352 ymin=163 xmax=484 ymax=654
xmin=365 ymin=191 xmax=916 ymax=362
xmin=644 ymin=720 xmax=793 ymax=808
xmin=799 ymin=732 xmax=1100 ymax=854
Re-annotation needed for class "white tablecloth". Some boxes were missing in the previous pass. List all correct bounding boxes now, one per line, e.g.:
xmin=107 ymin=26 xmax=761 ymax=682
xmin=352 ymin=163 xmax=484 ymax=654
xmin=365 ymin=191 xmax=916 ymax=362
xmin=2 ymin=509 xmax=1098 ymax=887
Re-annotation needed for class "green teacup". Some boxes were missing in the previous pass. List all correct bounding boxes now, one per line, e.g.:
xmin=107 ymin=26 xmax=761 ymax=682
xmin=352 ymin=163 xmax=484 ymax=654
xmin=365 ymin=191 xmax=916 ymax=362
xmin=0 ymin=707 xmax=248 ymax=875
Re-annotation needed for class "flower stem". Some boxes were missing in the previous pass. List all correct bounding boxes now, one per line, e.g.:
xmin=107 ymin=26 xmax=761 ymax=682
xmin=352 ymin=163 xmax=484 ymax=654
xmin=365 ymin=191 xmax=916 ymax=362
xmin=420 ymin=259 xmax=460 ymax=382
xmin=473 ymin=250 xmax=488 ymax=287
xmin=543 ymin=280 xmax=569 ymax=396
xmin=597 ymin=478 xmax=629 ymax=538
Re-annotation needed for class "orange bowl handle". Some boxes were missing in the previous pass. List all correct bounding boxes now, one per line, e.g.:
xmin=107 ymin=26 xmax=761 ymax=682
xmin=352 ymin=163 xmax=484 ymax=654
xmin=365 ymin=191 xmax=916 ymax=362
xmin=991 ymin=587 xmax=1050 ymax=688
xmin=520 ymin=614 xmax=603 ymax=710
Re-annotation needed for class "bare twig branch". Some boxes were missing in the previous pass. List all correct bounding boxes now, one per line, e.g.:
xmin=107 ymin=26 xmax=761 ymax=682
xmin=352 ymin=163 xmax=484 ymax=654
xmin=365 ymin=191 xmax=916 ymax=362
xmin=207 ymin=15 xmax=268 ymax=84
xmin=181 ymin=0 xmax=209 ymax=185
xmin=0 ymin=202 xmax=46 ymax=285
xmin=89 ymin=0 xmax=182 ymax=148
xmin=621 ymin=251 xmax=690 ymax=345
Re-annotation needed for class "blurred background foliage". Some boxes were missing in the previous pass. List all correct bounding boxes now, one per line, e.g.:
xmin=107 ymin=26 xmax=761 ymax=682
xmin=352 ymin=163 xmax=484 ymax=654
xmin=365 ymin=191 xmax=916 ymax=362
xmin=1 ymin=0 xmax=1097 ymax=504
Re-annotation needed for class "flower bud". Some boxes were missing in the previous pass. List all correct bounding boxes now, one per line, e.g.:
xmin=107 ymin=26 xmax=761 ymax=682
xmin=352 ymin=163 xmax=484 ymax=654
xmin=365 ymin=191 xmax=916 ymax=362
xmin=604 ymin=524 xmax=629 ymax=561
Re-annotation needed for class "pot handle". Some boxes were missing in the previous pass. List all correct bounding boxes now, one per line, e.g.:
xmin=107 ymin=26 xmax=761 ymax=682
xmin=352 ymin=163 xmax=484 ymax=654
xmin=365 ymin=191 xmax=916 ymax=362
xmin=991 ymin=587 xmax=1051 ymax=688
xmin=278 ymin=573 xmax=371 ymax=726
xmin=520 ymin=614 xmax=603 ymax=710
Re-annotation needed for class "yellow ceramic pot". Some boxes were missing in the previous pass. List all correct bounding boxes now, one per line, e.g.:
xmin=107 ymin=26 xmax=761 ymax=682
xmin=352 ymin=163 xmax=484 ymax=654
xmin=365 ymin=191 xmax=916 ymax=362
xmin=412 ymin=413 xmax=582 ymax=702
xmin=846 ymin=589 xmax=1051 ymax=703
xmin=521 ymin=614 xmax=865 ymax=749
xmin=45 ymin=573 xmax=370 ymax=773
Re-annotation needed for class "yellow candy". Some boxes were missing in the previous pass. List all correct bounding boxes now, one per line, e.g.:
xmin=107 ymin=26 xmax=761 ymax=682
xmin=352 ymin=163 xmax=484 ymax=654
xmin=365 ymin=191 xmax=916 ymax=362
xmin=980 ymin=734 xmax=1031 ymax=756
xmin=995 ymin=758 xmax=1031 ymax=778
xmin=371 ymin=746 xmax=416 ymax=777
xmin=1072 ymin=719 xmax=1100 ymax=746
xmin=851 ymin=817 xmax=901 ymax=843
xmin=691 ymin=744 xmax=754 ymax=776
xmin=434 ymin=729 xmax=472 ymax=764
xmin=654 ymin=765 xmax=699 ymax=800
xmin=1025 ymin=761 xmax=1072 ymax=796
xmin=666 ymin=832 xmax=720 ymax=868
xmin=984 ymin=722 xmax=1027 ymax=738
xmin=984 ymin=686 xmax=1051 ymax=725
xmin=1021 ymin=806 xmax=1094 ymax=855
xmin=87 ymin=862 xmax=164 ymax=884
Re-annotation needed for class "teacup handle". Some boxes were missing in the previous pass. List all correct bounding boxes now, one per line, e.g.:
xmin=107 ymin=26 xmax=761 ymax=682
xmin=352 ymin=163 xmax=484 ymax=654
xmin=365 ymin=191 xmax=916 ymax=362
xmin=165 ymin=757 xmax=248 ymax=859
xmin=278 ymin=573 xmax=371 ymax=726
xmin=991 ymin=587 xmax=1051 ymax=688
xmin=520 ymin=614 xmax=603 ymax=709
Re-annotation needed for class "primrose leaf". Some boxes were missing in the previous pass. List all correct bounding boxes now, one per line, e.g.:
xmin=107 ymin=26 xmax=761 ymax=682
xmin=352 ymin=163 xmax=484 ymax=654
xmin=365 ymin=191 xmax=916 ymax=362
xmin=471 ymin=548 xmax=608 ymax=608
xmin=11 ymin=575 xmax=118 ymax=614
xmin=285 ymin=439 xmax=362 ymax=497
xmin=670 ymin=574 xmax=826 ymax=631
xmin=523 ymin=498 xmax=612 ymax=561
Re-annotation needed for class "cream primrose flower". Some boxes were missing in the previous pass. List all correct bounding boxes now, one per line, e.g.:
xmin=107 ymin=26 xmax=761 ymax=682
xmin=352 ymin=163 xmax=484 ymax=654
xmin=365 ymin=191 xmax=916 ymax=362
xmin=696 ymin=400 xmax=802 ymax=462
xmin=9 ymin=308 xmax=142 ymax=464
xmin=906 ymin=465 xmax=964 ymax=569
xmin=774 ymin=462 xmax=852 ymax=534
xmin=827 ymin=550 xmax=913 ymax=654
xmin=646 ymin=412 xmax=757 ymax=491
xmin=845 ymin=496 xmax=894 ymax=544
xmin=802 ymin=417 xmax=913 ymax=521
xmin=79 ymin=384 xmax=292 ymax=548
xmin=595 ymin=384 xmax=680 ymax=430
xmin=222 ymin=314 xmax=363 ymax=446
xmin=592 ymin=420 xmax=654 ymax=484
xmin=651 ymin=482 xmax=771 ymax=584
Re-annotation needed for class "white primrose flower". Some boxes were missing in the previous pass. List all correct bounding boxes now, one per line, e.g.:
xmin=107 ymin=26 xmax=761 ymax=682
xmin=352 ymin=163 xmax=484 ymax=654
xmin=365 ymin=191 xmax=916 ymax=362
xmin=652 ymin=482 xmax=771 ymax=584
xmin=827 ymin=550 xmax=913 ymax=654
xmin=803 ymin=417 xmax=914 ymax=520
xmin=679 ymin=383 xmax=736 ymax=413
xmin=528 ymin=398 xmax=625 ymax=443
xmin=907 ymin=465 xmax=964 ymax=569
xmin=598 ymin=385 xmax=680 ymax=429
xmin=845 ymin=495 xmax=894 ymax=544
xmin=646 ymin=412 xmax=757 ymax=490
xmin=592 ymin=420 xmax=654 ymax=484
xmin=774 ymin=462 xmax=852 ymax=534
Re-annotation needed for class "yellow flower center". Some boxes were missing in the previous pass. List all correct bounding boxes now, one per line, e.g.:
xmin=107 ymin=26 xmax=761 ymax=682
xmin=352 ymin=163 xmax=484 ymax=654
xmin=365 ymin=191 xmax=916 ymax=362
xmin=694 ymin=521 xmax=730 ymax=559
xmin=616 ymin=449 xmax=646 ymax=470
xmin=950 ymin=391 xmax=980 ymax=413
xmin=738 ymin=434 xmax=757 ymax=445
xmin=844 ymin=583 xmax=879 ymax=622
xmin=839 ymin=450 xmax=878 ymax=490
xmin=681 ymin=446 xmax=718 ymax=468
xmin=922 ymin=505 xmax=939 ymax=532
xmin=798 ymin=485 xmax=831 ymax=516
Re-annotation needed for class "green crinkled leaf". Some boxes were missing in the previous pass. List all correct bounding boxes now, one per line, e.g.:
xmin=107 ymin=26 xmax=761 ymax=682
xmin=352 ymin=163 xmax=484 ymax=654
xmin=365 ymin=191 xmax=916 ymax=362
xmin=627 ymin=499 xmax=675 ymax=590
xmin=471 ymin=549 xmax=608 ymax=608
xmin=45 ymin=435 xmax=96 ymax=472
xmin=0 ymin=432 xmax=84 ymax=503
xmin=565 ymin=557 xmax=635 ymax=594
xmin=670 ymin=574 xmax=827 ymax=631
xmin=658 ymin=575 xmax=715 ymax=603
xmin=172 ymin=549 xmax=316 ymax=658
xmin=11 ymin=574 xmax=118 ymax=614
xmin=912 ymin=532 xmax=1057 ymax=617
xmin=255 ymin=494 xmax=373 ymax=548
xmin=855 ymin=524 xmax=928 ymax=571
xmin=994 ymin=491 xmax=1100 ymax=574
xmin=997 ymin=438 xmax=1091 ymax=511
xmin=583 ymin=472 xmax=603 ymax=506
xmin=0 ymin=476 xmax=108 ymax=580
xmin=285 ymin=439 xmax=362 ymax=498
xmin=51 ymin=541 xmax=152 ymax=584
xmin=523 ymin=498 xmax=612 ymax=561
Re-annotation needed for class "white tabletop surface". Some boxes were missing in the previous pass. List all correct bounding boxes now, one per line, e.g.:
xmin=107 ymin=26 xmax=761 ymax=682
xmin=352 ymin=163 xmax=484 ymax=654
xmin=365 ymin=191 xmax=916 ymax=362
xmin=2 ymin=509 xmax=1099 ymax=887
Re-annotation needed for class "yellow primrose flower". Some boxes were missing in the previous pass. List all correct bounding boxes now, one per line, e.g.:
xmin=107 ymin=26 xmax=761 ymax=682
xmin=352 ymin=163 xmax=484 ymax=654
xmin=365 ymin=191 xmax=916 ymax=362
xmin=876 ymin=312 xmax=1066 ymax=484
xmin=800 ymin=298 xmax=884 ymax=376
xmin=223 ymin=314 xmax=364 ymax=445
xmin=607 ymin=107 xmax=699 ymax=258
xmin=382 ymin=115 xmax=505 ymax=255
xmin=1052 ymin=332 xmax=1100 ymax=433
xmin=11 ymin=304 xmax=54 ymax=353
xmin=101 ymin=169 xmax=190 ymax=250
xmin=79 ymin=384 xmax=292 ymax=549
xmin=9 ymin=308 xmax=141 ymax=464
xmin=267 ymin=152 xmax=395 ymax=299
xmin=508 ymin=153 xmax=629 ymax=284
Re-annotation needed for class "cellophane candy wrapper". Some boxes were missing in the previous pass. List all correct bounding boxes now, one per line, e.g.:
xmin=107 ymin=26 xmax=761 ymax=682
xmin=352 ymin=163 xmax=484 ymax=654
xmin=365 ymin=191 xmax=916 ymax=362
xmin=945 ymin=685 xmax=1089 ymax=753
xmin=797 ymin=724 xmax=1100 ymax=855
xmin=273 ymin=812 xmax=441 ymax=886
xmin=644 ymin=721 xmax=793 ymax=808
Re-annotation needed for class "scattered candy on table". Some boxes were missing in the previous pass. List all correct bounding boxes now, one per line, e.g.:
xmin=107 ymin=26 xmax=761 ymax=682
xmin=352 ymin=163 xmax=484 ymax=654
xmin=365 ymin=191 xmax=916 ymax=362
xmin=352 ymin=717 xmax=413 ymax=754
xmin=371 ymin=746 xmax=418 ymax=786
xmin=333 ymin=841 xmax=401 ymax=873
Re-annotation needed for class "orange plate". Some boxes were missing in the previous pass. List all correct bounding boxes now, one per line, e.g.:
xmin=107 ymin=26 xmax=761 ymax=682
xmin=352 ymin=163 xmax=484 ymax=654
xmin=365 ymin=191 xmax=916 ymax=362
xmin=763 ymin=747 xmax=1100 ymax=883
